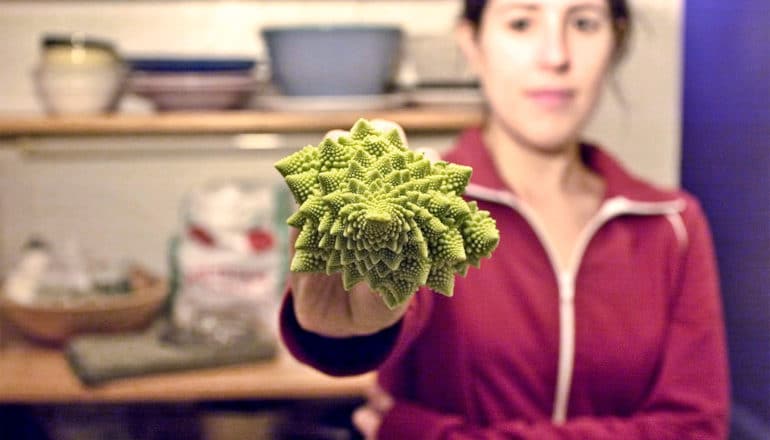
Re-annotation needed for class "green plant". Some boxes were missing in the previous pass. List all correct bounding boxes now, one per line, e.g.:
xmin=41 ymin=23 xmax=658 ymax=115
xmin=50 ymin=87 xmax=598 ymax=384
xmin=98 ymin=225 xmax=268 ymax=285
xmin=275 ymin=119 xmax=499 ymax=308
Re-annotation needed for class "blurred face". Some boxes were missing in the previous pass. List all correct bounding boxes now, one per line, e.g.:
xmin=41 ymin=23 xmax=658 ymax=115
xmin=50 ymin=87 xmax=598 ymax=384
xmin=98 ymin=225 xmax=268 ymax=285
xmin=457 ymin=0 xmax=615 ymax=152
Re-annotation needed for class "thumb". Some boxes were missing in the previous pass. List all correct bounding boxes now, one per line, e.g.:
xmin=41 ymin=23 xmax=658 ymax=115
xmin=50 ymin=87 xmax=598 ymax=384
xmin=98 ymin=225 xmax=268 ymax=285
xmin=370 ymin=119 xmax=407 ymax=145
xmin=324 ymin=129 xmax=350 ymax=142
xmin=352 ymin=406 xmax=381 ymax=440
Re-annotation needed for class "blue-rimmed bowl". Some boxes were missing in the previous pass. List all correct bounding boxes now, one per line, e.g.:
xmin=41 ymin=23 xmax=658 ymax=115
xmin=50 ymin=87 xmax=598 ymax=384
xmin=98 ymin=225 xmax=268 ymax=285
xmin=126 ymin=57 xmax=257 ymax=73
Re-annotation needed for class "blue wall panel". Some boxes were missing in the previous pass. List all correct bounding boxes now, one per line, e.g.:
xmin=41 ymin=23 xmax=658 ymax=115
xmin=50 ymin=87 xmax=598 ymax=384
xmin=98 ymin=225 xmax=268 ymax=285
xmin=681 ymin=1 xmax=770 ymax=434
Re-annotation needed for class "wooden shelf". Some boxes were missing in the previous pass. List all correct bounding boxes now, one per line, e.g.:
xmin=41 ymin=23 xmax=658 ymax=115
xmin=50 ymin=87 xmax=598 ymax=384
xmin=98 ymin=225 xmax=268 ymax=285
xmin=0 ymin=105 xmax=484 ymax=138
xmin=0 ymin=328 xmax=374 ymax=403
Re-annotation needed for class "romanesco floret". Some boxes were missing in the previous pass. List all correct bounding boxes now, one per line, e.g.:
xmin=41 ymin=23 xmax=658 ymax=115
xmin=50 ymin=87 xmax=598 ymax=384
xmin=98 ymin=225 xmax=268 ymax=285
xmin=275 ymin=119 xmax=499 ymax=309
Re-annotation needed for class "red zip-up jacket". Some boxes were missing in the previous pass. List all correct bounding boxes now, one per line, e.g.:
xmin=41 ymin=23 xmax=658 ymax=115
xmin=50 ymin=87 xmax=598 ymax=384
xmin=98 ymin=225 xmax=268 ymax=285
xmin=280 ymin=128 xmax=730 ymax=439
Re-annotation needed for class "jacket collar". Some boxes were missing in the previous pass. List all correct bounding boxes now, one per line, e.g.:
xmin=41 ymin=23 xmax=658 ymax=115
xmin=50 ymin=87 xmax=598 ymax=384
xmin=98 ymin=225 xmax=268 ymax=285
xmin=445 ymin=127 xmax=684 ymax=206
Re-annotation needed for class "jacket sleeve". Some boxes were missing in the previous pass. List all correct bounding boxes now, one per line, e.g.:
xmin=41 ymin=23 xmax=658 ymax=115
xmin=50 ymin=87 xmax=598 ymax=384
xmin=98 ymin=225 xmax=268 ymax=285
xmin=377 ymin=198 xmax=730 ymax=440
xmin=279 ymin=287 xmax=435 ymax=377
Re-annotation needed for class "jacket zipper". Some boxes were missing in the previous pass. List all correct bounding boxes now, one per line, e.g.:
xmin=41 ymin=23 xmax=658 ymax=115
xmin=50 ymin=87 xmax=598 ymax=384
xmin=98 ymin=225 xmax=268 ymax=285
xmin=465 ymin=184 xmax=685 ymax=424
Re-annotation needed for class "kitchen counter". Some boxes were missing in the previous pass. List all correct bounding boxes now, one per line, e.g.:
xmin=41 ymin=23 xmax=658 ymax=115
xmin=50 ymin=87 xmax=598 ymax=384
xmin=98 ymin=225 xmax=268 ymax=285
xmin=0 ymin=323 xmax=374 ymax=404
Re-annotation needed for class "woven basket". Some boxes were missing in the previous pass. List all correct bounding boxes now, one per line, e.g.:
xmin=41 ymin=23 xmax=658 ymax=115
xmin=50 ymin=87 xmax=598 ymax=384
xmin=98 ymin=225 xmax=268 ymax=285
xmin=0 ymin=280 xmax=168 ymax=344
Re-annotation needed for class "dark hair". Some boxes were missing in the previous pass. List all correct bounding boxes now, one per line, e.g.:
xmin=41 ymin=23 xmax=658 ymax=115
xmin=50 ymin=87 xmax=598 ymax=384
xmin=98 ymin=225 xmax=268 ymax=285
xmin=462 ymin=0 xmax=631 ymax=61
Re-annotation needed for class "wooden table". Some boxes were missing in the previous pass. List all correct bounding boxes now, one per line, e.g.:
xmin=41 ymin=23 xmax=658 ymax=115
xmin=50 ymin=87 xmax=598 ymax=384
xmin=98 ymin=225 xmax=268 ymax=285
xmin=0 ymin=323 xmax=374 ymax=404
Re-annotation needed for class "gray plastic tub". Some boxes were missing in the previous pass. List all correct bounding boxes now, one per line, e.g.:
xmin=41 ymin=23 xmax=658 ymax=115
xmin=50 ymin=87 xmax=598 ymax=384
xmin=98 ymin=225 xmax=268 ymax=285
xmin=261 ymin=25 xmax=403 ymax=96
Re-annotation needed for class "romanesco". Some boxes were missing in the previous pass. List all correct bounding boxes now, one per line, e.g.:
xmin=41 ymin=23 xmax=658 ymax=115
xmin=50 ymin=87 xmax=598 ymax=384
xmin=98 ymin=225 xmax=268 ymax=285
xmin=275 ymin=119 xmax=499 ymax=309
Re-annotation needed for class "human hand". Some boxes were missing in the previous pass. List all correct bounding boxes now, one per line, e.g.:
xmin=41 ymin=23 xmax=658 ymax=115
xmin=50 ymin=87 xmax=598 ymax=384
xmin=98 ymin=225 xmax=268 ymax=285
xmin=352 ymin=383 xmax=395 ymax=440
xmin=288 ymin=120 xmax=413 ymax=338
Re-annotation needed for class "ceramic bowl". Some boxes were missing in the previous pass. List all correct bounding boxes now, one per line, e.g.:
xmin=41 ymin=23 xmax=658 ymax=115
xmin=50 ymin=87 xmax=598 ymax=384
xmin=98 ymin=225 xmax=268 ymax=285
xmin=34 ymin=64 xmax=128 ymax=115
xmin=261 ymin=25 xmax=403 ymax=96
xmin=128 ymin=72 xmax=259 ymax=111
xmin=42 ymin=33 xmax=121 ymax=68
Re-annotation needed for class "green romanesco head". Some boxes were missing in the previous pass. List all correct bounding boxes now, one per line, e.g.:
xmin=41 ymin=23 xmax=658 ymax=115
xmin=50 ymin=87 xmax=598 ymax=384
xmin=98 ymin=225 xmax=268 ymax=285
xmin=275 ymin=118 xmax=500 ymax=309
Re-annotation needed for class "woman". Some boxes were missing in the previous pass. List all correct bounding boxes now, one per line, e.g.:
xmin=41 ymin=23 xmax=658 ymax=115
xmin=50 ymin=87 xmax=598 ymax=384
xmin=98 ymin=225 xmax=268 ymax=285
xmin=280 ymin=0 xmax=730 ymax=438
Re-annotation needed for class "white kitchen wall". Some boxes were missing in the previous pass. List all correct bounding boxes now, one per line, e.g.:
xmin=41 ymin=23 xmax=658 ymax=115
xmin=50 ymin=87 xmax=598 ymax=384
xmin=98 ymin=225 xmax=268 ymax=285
xmin=0 ymin=0 xmax=463 ymax=113
xmin=586 ymin=0 xmax=684 ymax=194
xmin=0 ymin=0 xmax=683 ymax=273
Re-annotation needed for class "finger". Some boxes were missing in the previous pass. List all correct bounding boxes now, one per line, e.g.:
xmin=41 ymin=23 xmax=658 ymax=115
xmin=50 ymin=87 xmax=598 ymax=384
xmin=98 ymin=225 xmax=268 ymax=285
xmin=370 ymin=119 xmax=408 ymax=145
xmin=324 ymin=129 xmax=350 ymax=142
xmin=352 ymin=406 xmax=381 ymax=440
xmin=366 ymin=383 xmax=395 ymax=414
xmin=415 ymin=147 xmax=441 ymax=163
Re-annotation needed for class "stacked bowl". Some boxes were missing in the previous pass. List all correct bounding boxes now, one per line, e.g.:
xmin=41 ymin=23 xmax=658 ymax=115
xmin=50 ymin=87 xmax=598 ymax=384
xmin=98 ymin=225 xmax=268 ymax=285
xmin=126 ymin=58 xmax=260 ymax=111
